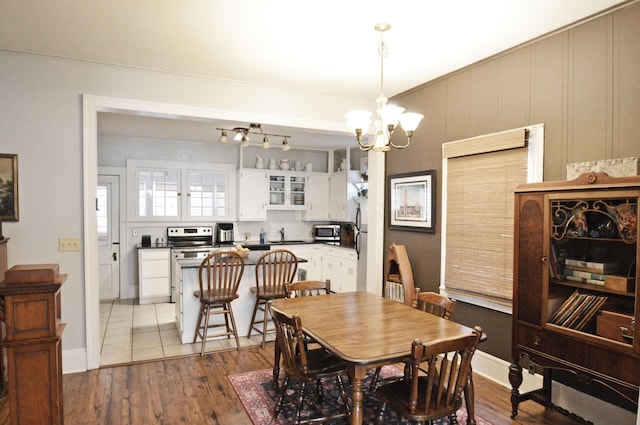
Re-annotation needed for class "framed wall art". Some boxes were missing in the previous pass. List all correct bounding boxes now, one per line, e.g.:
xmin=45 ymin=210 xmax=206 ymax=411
xmin=388 ymin=170 xmax=435 ymax=232
xmin=0 ymin=154 xmax=18 ymax=221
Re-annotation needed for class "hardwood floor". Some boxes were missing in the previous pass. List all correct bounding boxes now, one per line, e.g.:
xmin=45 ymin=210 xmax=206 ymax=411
xmin=0 ymin=345 xmax=585 ymax=425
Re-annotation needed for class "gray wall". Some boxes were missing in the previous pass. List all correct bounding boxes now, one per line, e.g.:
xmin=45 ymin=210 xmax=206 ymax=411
xmin=384 ymin=2 xmax=640 ymax=362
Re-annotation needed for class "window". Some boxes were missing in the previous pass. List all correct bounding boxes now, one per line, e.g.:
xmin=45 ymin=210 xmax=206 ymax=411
xmin=188 ymin=171 xmax=227 ymax=217
xmin=127 ymin=159 xmax=235 ymax=221
xmin=137 ymin=170 xmax=180 ymax=217
xmin=96 ymin=185 xmax=109 ymax=247
xmin=441 ymin=125 xmax=543 ymax=313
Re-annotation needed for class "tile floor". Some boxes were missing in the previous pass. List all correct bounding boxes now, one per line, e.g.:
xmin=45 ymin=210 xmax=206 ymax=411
xmin=100 ymin=299 xmax=273 ymax=367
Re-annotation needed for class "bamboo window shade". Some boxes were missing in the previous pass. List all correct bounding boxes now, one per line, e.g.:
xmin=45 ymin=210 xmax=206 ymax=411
xmin=443 ymin=128 xmax=528 ymax=307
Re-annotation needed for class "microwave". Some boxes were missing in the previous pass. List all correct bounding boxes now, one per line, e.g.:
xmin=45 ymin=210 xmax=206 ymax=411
xmin=313 ymin=224 xmax=340 ymax=241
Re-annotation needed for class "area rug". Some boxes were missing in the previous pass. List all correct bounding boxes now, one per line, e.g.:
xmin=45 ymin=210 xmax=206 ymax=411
xmin=228 ymin=367 xmax=493 ymax=425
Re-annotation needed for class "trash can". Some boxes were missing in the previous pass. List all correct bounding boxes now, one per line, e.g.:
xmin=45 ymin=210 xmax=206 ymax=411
xmin=297 ymin=268 xmax=307 ymax=281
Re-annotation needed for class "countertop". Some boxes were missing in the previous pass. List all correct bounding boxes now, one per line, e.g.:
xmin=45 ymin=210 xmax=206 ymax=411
xmin=137 ymin=239 xmax=355 ymax=251
xmin=176 ymin=251 xmax=308 ymax=268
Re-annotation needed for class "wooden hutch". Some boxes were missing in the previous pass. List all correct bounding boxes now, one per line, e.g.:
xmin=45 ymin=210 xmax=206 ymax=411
xmin=0 ymin=262 xmax=66 ymax=425
xmin=510 ymin=172 xmax=639 ymax=421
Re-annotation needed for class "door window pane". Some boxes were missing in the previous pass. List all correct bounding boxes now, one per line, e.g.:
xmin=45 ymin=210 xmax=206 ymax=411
xmin=97 ymin=185 xmax=108 ymax=247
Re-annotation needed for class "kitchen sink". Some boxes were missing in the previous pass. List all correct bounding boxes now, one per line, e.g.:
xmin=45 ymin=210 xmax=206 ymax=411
xmin=269 ymin=239 xmax=311 ymax=245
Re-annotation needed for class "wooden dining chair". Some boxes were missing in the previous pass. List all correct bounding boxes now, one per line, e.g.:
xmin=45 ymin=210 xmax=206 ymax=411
xmin=285 ymin=279 xmax=332 ymax=297
xmin=269 ymin=304 xmax=351 ymax=424
xmin=374 ymin=326 xmax=483 ymax=425
xmin=192 ymin=251 xmax=245 ymax=356
xmin=370 ymin=291 xmax=457 ymax=391
xmin=247 ymin=249 xmax=298 ymax=348
xmin=416 ymin=291 xmax=457 ymax=319
xmin=273 ymin=279 xmax=333 ymax=385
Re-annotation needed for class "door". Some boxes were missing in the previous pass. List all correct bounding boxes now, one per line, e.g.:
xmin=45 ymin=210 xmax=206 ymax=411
xmin=98 ymin=175 xmax=120 ymax=300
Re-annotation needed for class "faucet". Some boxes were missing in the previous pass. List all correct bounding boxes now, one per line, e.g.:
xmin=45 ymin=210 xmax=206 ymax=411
xmin=278 ymin=227 xmax=285 ymax=242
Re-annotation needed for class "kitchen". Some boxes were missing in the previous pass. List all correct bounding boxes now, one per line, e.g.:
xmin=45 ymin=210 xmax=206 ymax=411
xmin=98 ymin=113 xmax=370 ymax=364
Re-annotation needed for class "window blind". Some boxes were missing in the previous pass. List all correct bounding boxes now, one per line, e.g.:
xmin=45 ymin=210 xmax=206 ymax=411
xmin=443 ymin=128 xmax=528 ymax=307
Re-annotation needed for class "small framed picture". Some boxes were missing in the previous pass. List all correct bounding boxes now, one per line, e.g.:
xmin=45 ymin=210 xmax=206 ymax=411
xmin=388 ymin=170 xmax=435 ymax=233
xmin=0 ymin=154 xmax=18 ymax=221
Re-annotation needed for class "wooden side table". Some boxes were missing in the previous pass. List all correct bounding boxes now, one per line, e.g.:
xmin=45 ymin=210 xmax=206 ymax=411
xmin=0 ymin=270 xmax=66 ymax=425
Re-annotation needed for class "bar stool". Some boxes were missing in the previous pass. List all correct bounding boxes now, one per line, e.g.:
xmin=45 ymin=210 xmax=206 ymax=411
xmin=193 ymin=251 xmax=245 ymax=356
xmin=247 ymin=249 xmax=298 ymax=348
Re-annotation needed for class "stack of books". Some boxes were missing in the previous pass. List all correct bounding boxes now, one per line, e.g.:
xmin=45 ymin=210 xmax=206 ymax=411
xmin=549 ymin=289 xmax=608 ymax=330
xmin=562 ymin=259 xmax=620 ymax=286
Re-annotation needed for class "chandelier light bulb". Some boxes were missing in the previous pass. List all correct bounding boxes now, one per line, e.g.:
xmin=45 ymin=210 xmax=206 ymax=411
xmin=262 ymin=135 xmax=270 ymax=149
xmin=282 ymin=138 xmax=291 ymax=151
xmin=219 ymin=131 xmax=228 ymax=143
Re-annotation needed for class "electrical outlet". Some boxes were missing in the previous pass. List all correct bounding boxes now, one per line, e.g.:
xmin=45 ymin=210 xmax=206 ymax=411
xmin=243 ymin=232 xmax=251 ymax=241
xmin=132 ymin=229 xmax=138 ymax=237
xmin=59 ymin=237 xmax=81 ymax=251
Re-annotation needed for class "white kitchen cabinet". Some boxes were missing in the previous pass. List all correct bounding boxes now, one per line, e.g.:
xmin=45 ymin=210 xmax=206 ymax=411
xmin=320 ymin=245 xmax=357 ymax=293
xmin=340 ymin=249 xmax=358 ymax=293
xmin=304 ymin=173 xmax=330 ymax=221
xmin=328 ymin=173 xmax=347 ymax=220
xmin=286 ymin=244 xmax=321 ymax=281
xmin=267 ymin=172 xmax=307 ymax=210
xmin=237 ymin=169 xmax=267 ymax=221
xmin=328 ymin=171 xmax=360 ymax=221
xmin=138 ymin=248 xmax=171 ymax=304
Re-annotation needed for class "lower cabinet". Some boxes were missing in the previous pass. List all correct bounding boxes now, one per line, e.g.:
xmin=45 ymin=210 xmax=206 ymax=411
xmin=320 ymin=246 xmax=357 ymax=293
xmin=138 ymin=248 xmax=171 ymax=304
xmin=286 ymin=244 xmax=321 ymax=281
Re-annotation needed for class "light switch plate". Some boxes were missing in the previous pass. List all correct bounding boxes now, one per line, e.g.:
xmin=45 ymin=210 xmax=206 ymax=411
xmin=59 ymin=237 xmax=81 ymax=251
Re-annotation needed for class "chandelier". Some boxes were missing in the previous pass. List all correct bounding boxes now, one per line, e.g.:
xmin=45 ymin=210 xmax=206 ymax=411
xmin=217 ymin=123 xmax=291 ymax=151
xmin=346 ymin=23 xmax=423 ymax=152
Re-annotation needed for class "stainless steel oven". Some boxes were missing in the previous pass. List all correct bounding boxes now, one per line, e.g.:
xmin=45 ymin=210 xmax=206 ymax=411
xmin=167 ymin=226 xmax=218 ymax=301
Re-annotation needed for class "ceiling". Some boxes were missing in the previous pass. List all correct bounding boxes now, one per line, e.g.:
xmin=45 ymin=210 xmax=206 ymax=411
xmin=0 ymin=0 xmax=630 ymax=148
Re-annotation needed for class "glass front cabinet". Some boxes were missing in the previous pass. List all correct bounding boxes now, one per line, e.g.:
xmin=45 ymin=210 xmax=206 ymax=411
xmin=510 ymin=172 xmax=640 ymax=421
xmin=267 ymin=173 xmax=307 ymax=209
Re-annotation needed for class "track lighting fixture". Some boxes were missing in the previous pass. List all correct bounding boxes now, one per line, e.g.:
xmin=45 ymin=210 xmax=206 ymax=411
xmin=216 ymin=123 xmax=293 ymax=151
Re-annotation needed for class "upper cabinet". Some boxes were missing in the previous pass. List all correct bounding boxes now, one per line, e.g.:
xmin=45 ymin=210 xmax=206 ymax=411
xmin=304 ymin=173 xmax=330 ymax=221
xmin=267 ymin=172 xmax=307 ymax=210
xmin=126 ymin=159 xmax=236 ymax=222
xmin=237 ymin=169 xmax=267 ymax=221
xmin=328 ymin=171 xmax=361 ymax=221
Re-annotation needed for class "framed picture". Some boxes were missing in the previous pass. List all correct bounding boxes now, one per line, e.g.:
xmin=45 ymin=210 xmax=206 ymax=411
xmin=388 ymin=170 xmax=435 ymax=232
xmin=0 ymin=154 xmax=18 ymax=221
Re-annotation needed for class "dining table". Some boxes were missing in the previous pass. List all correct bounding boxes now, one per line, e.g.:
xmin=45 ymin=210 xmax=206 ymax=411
xmin=269 ymin=291 xmax=483 ymax=425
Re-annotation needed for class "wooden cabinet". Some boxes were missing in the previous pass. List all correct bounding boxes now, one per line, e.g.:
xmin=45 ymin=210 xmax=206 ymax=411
xmin=138 ymin=248 xmax=171 ymax=304
xmin=0 ymin=269 xmax=66 ymax=425
xmin=510 ymin=172 xmax=640 ymax=420
xmin=237 ymin=169 xmax=267 ymax=221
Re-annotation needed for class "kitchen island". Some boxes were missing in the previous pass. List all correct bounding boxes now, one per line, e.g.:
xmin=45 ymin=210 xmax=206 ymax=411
xmin=172 ymin=250 xmax=306 ymax=344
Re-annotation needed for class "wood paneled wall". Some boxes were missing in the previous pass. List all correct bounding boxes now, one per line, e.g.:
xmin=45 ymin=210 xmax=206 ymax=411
xmin=385 ymin=1 xmax=640 ymax=362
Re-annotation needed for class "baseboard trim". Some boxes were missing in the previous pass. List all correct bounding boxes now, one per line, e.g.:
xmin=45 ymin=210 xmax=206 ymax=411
xmin=63 ymin=348 xmax=87 ymax=374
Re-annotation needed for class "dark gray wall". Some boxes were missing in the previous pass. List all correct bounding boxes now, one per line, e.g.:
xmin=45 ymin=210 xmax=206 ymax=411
xmin=384 ymin=2 xmax=640 ymax=362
